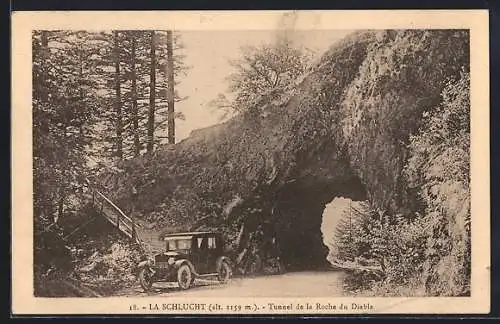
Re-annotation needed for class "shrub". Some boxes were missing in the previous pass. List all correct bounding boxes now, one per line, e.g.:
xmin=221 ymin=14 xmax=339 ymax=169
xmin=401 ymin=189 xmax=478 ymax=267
xmin=333 ymin=202 xmax=428 ymax=295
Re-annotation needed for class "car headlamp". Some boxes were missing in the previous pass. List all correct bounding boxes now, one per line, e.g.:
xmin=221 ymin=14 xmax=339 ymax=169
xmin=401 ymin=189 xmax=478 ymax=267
xmin=167 ymin=257 xmax=175 ymax=265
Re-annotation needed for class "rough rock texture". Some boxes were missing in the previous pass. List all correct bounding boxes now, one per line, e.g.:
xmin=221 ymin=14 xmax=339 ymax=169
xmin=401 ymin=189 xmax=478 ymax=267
xmin=96 ymin=30 xmax=469 ymax=271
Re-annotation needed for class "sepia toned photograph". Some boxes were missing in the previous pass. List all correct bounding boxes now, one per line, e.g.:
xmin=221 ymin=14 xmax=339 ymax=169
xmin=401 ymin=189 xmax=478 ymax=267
xmin=11 ymin=10 xmax=490 ymax=315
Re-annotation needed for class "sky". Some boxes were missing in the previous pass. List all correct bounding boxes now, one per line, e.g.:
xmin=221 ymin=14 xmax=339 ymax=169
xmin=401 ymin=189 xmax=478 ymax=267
xmin=172 ymin=29 xmax=353 ymax=141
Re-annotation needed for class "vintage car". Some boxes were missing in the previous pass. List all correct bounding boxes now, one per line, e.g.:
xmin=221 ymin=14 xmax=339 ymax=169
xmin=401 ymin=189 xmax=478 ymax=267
xmin=136 ymin=231 xmax=232 ymax=291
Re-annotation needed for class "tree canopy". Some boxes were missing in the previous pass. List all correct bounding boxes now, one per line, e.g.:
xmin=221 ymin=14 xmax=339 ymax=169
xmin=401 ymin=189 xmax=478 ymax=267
xmin=209 ymin=40 xmax=313 ymax=119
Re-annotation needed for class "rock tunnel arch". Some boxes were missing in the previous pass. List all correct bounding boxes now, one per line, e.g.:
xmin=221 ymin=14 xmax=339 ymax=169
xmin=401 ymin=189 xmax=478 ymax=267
xmin=269 ymin=175 xmax=367 ymax=270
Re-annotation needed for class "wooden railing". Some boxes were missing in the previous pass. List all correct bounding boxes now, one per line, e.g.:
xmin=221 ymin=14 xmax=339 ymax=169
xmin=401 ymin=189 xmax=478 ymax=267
xmin=86 ymin=179 xmax=143 ymax=248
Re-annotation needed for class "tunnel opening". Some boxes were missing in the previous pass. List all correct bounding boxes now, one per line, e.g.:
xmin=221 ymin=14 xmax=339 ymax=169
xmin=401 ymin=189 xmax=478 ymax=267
xmin=271 ymin=175 xmax=367 ymax=272
xmin=320 ymin=197 xmax=369 ymax=266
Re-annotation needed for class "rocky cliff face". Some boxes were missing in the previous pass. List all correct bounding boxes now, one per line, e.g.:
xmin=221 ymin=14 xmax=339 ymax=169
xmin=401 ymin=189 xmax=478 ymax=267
xmin=97 ymin=30 xmax=469 ymax=271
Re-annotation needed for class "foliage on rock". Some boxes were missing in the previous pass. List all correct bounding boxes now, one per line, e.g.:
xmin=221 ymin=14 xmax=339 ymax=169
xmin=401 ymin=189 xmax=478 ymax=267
xmin=405 ymin=71 xmax=471 ymax=296
xmin=75 ymin=240 xmax=140 ymax=292
xmin=209 ymin=39 xmax=313 ymax=119
xmin=334 ymin=71 xmax=471 ymax=296
xmin=340 ymin=30 xmax=469 ymax=214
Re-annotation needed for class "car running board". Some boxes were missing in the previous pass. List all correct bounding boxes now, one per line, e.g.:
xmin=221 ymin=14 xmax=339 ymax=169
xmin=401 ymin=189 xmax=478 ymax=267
xmin=195 ymin=273 xmax=218 ymax=278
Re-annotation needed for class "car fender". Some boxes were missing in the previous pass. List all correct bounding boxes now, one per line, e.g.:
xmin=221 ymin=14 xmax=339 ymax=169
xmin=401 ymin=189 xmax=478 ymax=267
xmin=216 ymin=256 xmax=232 ymax=271
xmin=133 ymin=260 xmax=154 ymax=276
xmin=137 ymin=260 xmax=150 ymax=269
xmin=173 ymin=259 xmax=197 ymax=276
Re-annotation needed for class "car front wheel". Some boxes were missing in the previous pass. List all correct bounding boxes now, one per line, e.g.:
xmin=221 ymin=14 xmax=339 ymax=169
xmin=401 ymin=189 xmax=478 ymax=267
xmin=218 ymin=260 xmax=232 ymax=283
xmin=177 ymin=264 xmax=192 ymax=290
xmin=138 ymin=268 xmax=153 ymax=292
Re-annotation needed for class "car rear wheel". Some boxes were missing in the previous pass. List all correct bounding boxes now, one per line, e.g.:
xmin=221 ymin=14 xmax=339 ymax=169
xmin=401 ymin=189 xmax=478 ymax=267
xmin=177 ymin=264 xmax=192 ymax=290
xmin=218 ymin=260 xmax=232 ymax=283
xmin=246 ymin=255 xmax=262 ymax=276
xmin=138 ymin=268 xmax=153 ymax=292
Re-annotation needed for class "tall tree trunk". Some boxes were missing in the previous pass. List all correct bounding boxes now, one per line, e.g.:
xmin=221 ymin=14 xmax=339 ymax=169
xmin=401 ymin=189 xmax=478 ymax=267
xmin=130 ymin=34 xmax=140 ymax=157
xmin=166 ymin=30 xmax=175 ymax=144
xmin=36 ymin=31 xmax=50 ymax=138
xmin=40 ymin=31 xmax=49 ymax=103
xmin=113 ymin=31 xmax=123 ymax=160
xmin=78 ymin=45 xmax=85 ymax=138
xmin=56 ymin=189 xmax=65 ymax=224
xmin=39 ymin=31 xmax=50 ymax=218
xmin=147 ymin=31 xmax=156 ymax=153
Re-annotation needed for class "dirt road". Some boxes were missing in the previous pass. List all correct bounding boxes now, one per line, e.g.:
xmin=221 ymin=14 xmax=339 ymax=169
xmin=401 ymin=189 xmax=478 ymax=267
xmin=116 ymin=270 xmax=347 ymax=297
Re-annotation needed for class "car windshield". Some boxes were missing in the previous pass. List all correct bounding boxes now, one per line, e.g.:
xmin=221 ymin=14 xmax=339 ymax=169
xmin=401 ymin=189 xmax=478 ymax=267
xmin=166 ymin=238 xmax=192 ymax=251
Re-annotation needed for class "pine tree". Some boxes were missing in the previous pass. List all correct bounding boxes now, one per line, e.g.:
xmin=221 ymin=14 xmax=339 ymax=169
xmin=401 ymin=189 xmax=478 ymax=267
xmin=33 ymin=30 xmax=103 ymax=225
xmin=113 ymin=31 xmax=123 ymax=160
xmin=166 ymin=30 xmax=175 ymax=144
xmin=33 ymin=30 xmax=190 ymax=184
xmin=147 ymin=30 xmax=156 ymax=153
xmin=130 ymin=33 xmax=140 ymax=157
xmin=84 ymin=30 xmax=189 ymax=160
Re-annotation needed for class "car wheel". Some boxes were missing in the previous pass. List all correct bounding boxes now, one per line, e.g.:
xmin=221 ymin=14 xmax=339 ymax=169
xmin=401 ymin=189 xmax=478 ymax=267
xmin=177 ymin=264 xmax=192 ymax=290
xmin=247 ymin=255 xmax=262 ymax=276
xmin=218 ymin=260 xmax=232 ymax=283
xmin=138 ymin=268 xmax=153 ymax=292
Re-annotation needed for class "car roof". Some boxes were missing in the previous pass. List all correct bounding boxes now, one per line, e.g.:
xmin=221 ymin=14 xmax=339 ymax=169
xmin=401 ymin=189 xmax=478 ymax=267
xmin=161 ymin=231 xmax=219 ymax=239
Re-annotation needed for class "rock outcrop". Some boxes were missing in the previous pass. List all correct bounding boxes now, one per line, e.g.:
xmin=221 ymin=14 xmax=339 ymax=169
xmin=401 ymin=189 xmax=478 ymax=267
xmin=96 ymin=30 xmax=469 ymax=271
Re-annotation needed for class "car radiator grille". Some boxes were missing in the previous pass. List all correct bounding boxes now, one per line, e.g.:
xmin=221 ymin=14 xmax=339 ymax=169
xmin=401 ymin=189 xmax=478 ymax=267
xmin=156 ymin=262 xmax=170 ymax=269
xmin=155 ymin=255 xmax=170 ymax=269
